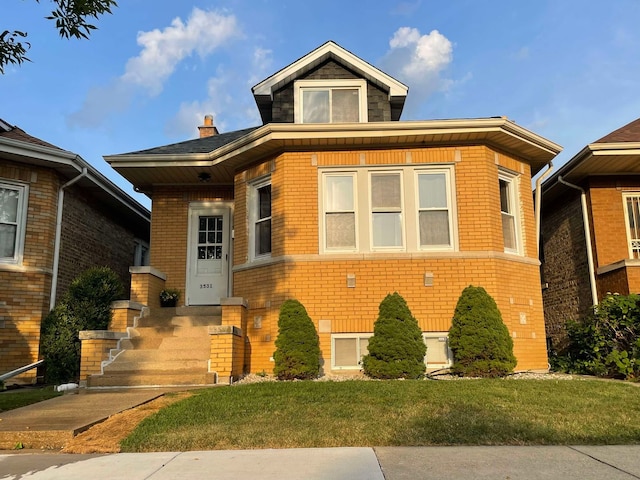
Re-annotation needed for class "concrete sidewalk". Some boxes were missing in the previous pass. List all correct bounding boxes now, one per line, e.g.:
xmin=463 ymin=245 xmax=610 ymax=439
xmin=0 ymin=389 xmax=165 ymax=449
xmin=1 ymin=446 xmax=640 ymax=479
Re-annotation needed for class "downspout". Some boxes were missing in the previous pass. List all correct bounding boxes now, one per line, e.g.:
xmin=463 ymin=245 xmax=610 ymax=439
xmin=49 ymin=166 xmax=88 ymax=310
xmin=557 ymin=176 xmax=599 ymax=306
xmin=534 ymin=162 xmax=554 ymax=255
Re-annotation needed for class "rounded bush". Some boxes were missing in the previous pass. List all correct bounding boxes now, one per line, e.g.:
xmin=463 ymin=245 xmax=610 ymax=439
xmin=449 ymin=285 xmax=516 ymax=377
xmin=273 ymin=299 xmax=321 ymax=380
xmin=40 ymin=266 xmax=124 ymax=383
xmin=362 ymin=292 xmax=426 ymax=379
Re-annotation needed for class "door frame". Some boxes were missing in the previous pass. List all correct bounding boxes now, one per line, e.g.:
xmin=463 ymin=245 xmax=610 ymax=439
xmin=185 ymin=201 xmax=234 ymax=305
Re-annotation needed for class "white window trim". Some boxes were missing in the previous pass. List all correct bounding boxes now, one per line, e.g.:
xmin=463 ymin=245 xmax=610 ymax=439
xmin=622 ymin=193 xmax=640 ymax=259
xmin=320 ymin=172 xmax=359 ymax=253
xmin=294 ymin=79 xmax=368 ymax=124
xmin=248 ymin=176 xmax=272 ymax=262
xmin=0 ymin=180 xmax=28 ymax=265
xmin=319 ymin=165 xmax=457 ymax=254
xmin=423 ymin=332 xmax=453 ymax=369
xmin=331 ymin=333 xmax=373 ymax=370
xmin=499 ymin=170 xmax=522 ymax=255
xmin=369 ymin=170 xmax=405 ymax=251
xmin=415 ymin=168 xmax=457 ymax=251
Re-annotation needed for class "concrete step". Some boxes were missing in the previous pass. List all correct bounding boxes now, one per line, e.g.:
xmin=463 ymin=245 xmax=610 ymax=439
xmin=129 ymin=325 xmax=212 ymax=338
xmin=136 ymin=315 xmax=222 ymax=328
xmin=113 ymin=348 xmax=210 ymax=363
xmin=87 ymin=371 xmax=217 ymax=388
xmin=103 ymin=359 xmax=209 ymax=372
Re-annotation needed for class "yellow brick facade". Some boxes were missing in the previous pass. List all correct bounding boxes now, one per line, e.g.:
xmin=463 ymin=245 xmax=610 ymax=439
xmin=147 ymin=145 xmax=548 ymax=375
xmin=0 ymin=162 xmax=58 ymax=383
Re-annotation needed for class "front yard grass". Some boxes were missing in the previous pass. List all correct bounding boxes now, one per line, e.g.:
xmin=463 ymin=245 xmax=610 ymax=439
xmin=0 ymin=386 xmax=61 ymax=413
xmin=121 ymin=378 xmax=640 ymax=452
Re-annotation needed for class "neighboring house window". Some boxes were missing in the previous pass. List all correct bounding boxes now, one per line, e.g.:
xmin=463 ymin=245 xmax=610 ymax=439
xmin=294 ymin=79 xmax=367 ymax=124
xmin=249 ymin=177 xmax=272 ymax=259
xmin=499 ymin=172 xmax=521 ymax=254
xmin=423 ymin=333 xmax=453 ymax=369
xmin=320 ymin=166 xmax=456 ymax=253
xmin=623 ymin=194 xmax=640 ymax=258
xmin=370 ymin=172 xmax=404 ymax=248
xmin=324 ymin=173 xmax=357 ymax=251
xmin=133 ymin=239 xmax=150 ymax=266
xmin=331 ymin=333 xmax=372 ymax=369
xmin=0 ymin=181 xmax=28 ymax=264
xmin=417 ymin=171 xmax=452 ymax=248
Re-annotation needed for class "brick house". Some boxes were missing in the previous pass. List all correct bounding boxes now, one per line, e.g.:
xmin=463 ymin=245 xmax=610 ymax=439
xmin=541 ymin=117 xmax=640 ymax=350
xmin=0 ymin=118 xmax=150 ymax=383
xmin=84 ymin=41 xmax=561 ymax=387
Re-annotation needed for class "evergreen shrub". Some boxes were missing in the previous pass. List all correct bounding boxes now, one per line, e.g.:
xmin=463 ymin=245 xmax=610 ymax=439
xmin=40 ymin=266 xmax=124 ymax=383
xmin=553 ymin=293 xmax=640 ymax=379
xmin=273 ymin=299 xmax=321 ymax=380
xmin=449 ymin=285 xmax=516 ymax=377
xmin=362 ymin=292 xmax=426 ymax=379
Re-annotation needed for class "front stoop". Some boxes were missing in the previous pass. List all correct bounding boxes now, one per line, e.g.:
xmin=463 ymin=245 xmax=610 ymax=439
xmin=86 ymin=306 xmax=222 ymax=388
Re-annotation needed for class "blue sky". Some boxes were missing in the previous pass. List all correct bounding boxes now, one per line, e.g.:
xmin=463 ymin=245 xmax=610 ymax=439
xmin=3 ymin=0 xmax=640 ymax=209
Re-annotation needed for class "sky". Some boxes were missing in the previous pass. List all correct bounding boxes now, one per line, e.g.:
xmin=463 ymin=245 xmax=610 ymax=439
xmin=3 ymin=0 xmax=640 ymax=210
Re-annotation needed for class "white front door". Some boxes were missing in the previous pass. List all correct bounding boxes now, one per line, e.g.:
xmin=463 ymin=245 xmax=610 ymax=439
xmin=187 ymin=205 xmax=231 ymax=305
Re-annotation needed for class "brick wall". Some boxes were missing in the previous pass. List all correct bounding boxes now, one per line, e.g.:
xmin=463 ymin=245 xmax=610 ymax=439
xmin=540 ymin=189 xmax=593 ymax=347
xmin=270 ymin=59 xmax=391 ymax=123
xmin=57 ymin=184 xmax=138 ymax=301
xmin=231 ymin=146 xmax=548 ymax=373
xmin=0 ymin=161 xmax=58 ymax=382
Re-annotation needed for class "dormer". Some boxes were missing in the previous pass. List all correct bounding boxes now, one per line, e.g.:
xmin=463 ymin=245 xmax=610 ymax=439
xmin=252 ymin=41 xmax=408 ymax=125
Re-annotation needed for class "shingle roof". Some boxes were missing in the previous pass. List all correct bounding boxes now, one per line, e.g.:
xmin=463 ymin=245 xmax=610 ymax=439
xmin=0 ymin=118 xmax=65 ymax=150
xmin=124 ymin=127 xmax=261 ymax=155
xmin=595 ymin=117 xmax=640 ymax=143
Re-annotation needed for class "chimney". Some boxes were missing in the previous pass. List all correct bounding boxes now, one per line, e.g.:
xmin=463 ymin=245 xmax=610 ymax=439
xmin=198 ymin=114 xmax=219 ymax=138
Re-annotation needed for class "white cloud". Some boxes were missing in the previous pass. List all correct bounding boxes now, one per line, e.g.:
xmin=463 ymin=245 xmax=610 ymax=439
xmin=123 ymin=8 xmax=239 ymax=95
xmin=68 ymin=8 xmax=240 ymax=128
xmin=381 ymin=27 xmax=454 ymax=116
xmin=165 ymin=46 xmax=272 ymax=138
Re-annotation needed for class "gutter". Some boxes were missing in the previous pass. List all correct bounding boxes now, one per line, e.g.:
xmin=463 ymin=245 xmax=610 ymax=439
xmin=534 ymin=161 xmax=554 ymax=255
xmin=557 ymin=176 xmax=599 ymax=306
xmin=50 ymin=164 xmax=88 ymax=310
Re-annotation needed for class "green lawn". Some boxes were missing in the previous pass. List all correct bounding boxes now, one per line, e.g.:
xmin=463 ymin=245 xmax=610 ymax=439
xmin=121 ymin=378 xmax=640 ymax=452
xmin=0 ymin=386 xmax=61 ymax=413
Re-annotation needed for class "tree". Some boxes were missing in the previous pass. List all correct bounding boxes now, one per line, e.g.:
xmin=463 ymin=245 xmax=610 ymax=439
xmin=448 ymin=285 xmax=517 ymax=377
xmin=362 ymin=292 xmax=427 ymax=379
xmin=1 ymin=0 xmax=117 ymax=74
xmin=273 ymin=299 xmax=321 ymax=380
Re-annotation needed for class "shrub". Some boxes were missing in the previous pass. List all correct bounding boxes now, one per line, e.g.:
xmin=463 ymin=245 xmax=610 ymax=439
xmin=40 ymin=266 xmax=124 ymax=383
xmin=554 ymin=293 xmax=640 ymax=379
xmin=362 ymin=292 xmax=426 ymax=379
xmin=449 ymin=285 xmax=516 ymax=377
xmin=273 ymin=299 xmax=321 ymax=380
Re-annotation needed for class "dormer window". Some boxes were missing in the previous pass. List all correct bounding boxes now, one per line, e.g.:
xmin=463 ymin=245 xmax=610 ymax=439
xmin=294 ymin=79 xmax=368 ymax=124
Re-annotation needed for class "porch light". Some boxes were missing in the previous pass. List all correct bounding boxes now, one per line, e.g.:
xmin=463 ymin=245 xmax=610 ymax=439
xmin=198 ymin=172 xmax=211 ymax=182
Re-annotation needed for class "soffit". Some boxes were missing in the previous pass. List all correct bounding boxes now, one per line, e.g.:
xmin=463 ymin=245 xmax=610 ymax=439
xmin=107 ymin=119 xmax=562 ymax=193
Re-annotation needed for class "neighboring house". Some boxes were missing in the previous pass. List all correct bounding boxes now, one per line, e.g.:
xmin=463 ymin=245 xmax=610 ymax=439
xmin=541 ymin=117 xmax=640 ymax=350
xmin=93 ymin=41 xmax=560 ymax=385
xmin=0 ymin=118 xmax=150 ymax=383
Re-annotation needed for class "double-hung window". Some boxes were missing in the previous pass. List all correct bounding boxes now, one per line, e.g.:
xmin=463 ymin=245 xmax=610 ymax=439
xmin=417 ymin=171 xmax=452 ymax=248
xmin=370 ymin=172 xmax=403 ymax=248
xmin=324 ymin=174 xmax=357 ymax=251
xmin=294 ymin=80 xmax=367 ymax=124
xmin=249 ymin=178 xmax=272 ymax=259
xmin=499 ymin=172 xmax=520 ymax=254
xmin=623 ymin=193 xmax=640 ymax=258
xmin=0 ymin=181 xmax=27 ymax=264
xmin=320 ymin=166 xmax=456 ymax=253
